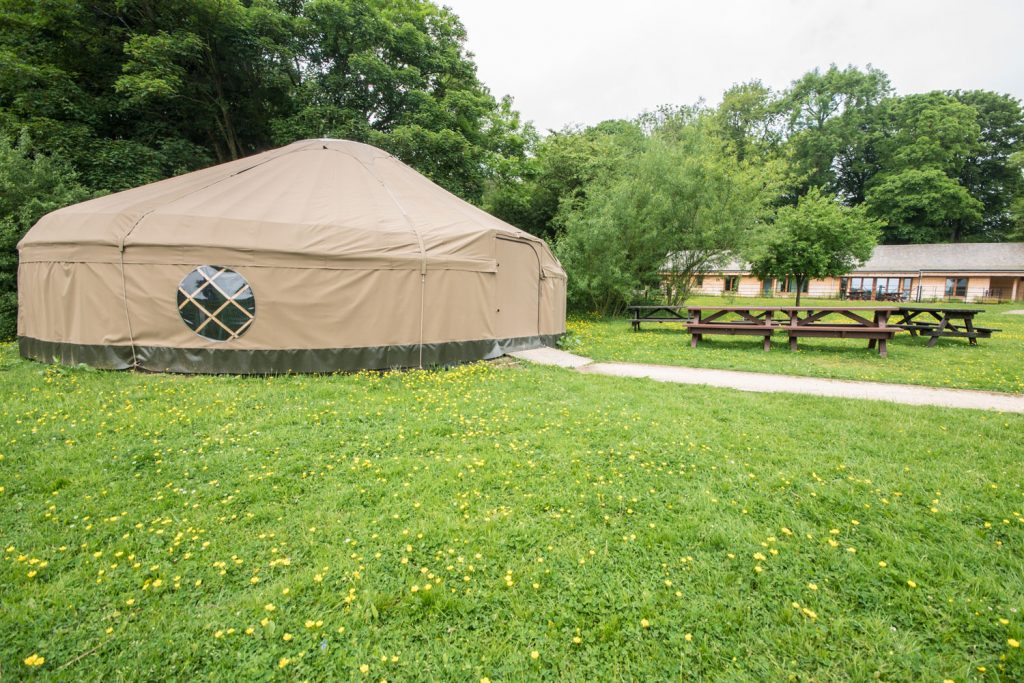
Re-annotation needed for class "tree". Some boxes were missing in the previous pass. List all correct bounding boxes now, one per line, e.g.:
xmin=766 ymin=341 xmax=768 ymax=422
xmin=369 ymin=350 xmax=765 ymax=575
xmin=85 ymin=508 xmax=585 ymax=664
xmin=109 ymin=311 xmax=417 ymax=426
xmin=482 ymin=119 xmax=646 ymax=240
xmin=713 ymin=80 xmax=784 ymax=162
xmin=273 ymin=0 xmax=528 ymax=202
xmin=863 ymin=92 xmax=986 ymax=242
xmin=557 ymin=117 xmax=776 ymax=314
xmin=948 ymin=90 xmax=1024 ymax=239
xmin=780 ymin=65 xmax=892 ymax=197
xmin=864 ymin=168 xmax=983 ymax=243
xmin=748 ymin=189 xmax=879 ymax=306
xmin=0 ymin=133 xmax=93 ymax=340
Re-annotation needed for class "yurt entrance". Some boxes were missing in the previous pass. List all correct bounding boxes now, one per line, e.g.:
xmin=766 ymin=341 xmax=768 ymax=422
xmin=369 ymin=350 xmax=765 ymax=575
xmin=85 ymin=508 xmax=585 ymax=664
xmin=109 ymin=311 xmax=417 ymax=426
xmin=495 ymin=237 xmax=541 ymax=339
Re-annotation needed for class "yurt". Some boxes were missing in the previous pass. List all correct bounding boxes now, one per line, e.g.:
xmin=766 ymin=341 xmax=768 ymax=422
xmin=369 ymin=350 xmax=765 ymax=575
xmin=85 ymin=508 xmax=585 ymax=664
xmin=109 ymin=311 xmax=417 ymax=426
xmin=17 ymin=139 xmax=566 ymax=373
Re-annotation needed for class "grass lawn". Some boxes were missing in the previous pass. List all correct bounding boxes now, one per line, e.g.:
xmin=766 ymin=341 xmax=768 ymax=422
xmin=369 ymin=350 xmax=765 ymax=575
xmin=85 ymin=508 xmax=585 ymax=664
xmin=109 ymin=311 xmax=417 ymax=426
xmin=565 ymin=297 xmax=1024 ymax=394
xmin=1 ymin=343 xmax=1023 ymax=681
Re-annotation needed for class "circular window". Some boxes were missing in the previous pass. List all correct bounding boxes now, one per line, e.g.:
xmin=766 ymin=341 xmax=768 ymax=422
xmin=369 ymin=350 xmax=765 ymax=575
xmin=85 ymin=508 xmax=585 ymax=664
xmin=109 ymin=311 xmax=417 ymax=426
xmin=177 ymin=266 xmax=255 ymax=341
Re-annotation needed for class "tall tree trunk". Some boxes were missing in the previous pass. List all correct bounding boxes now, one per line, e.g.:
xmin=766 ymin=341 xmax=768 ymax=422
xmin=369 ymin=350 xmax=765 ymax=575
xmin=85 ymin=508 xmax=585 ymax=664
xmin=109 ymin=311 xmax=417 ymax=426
xmin=795 ymin=276 xmax=803 ymax=306
xmin=205 ymin=48 xmax=240 ymax=160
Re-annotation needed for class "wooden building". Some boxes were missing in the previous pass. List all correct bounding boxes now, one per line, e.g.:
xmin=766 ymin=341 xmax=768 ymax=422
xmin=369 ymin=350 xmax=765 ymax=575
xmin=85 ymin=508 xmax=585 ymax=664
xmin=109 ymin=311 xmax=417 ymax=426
xmin=686 ymin=243 xmax=1024 ymax=302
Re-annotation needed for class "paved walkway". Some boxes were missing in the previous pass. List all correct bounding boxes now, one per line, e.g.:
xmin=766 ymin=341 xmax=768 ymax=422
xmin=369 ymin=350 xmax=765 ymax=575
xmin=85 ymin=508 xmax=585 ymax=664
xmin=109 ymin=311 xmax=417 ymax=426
xmin=508 ymin=347 xmax=1024 ymax=413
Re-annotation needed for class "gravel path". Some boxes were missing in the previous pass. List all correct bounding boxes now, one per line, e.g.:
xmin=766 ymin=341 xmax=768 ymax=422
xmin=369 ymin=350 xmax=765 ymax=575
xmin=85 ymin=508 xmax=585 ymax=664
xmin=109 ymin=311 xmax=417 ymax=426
xmin=508 ymin=347 xmax=1024 ymax=413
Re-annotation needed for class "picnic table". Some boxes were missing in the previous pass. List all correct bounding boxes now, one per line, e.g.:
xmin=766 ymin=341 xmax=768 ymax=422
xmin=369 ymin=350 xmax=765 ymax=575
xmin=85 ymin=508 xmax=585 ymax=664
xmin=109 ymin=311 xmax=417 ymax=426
xmin=686 ymin=305 xmax=900 ymax=357
xmin=891 ymin=306 xmax=1000 ymax=346
xmin=626 ymin=305 xmax=689 ymax=332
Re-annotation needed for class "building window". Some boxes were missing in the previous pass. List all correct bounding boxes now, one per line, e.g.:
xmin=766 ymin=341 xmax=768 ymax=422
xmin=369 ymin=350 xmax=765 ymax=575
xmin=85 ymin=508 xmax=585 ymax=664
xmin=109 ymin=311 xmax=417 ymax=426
xmin=762 ymin=279 xmax=773 ymax=296
xmin=848 ymin=277 xmax=873 ymax=300
xmin=945 ymin=277 xmax=968 ymax=297
xmin=177 ymin=266 xmax=256 ymax=341
xmin=839 ymin=277 xmax=848 ymax=298
xmin=784 ymin=277 xmax=808 ymax=293
xmin=724 ymin=276 xmax=740 ymax=292
xmin=695 ymin=275 xmax=704 ymax=287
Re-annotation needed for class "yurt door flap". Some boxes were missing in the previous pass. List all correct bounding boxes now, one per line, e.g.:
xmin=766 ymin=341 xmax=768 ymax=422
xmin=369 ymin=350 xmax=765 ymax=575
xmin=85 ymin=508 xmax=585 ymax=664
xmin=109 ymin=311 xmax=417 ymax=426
xmin=494 ymin=237 xmax=541 ymax=339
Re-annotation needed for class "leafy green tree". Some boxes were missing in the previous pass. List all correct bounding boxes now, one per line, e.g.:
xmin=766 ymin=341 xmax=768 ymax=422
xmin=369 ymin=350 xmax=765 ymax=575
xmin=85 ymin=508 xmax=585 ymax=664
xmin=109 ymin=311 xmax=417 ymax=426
xmin=748 ymin=189 xmax=879 ymax=306
xmin=0 ymin=0 xmax=296 ymax=189
xmin=557 ymin=118 xmax=776 ymax=314
xmin=864 ymin=92 xmax=987 ymax=242
xmin=0 ymin=133 xmax=93 ymax=340
xmin=780 ymin=64 xmax=892 ymax=197
xmin=713 ymin=80 xmax=785 ymax=162
xmin=865 ymin=168 xmax=983 ymax=243
xmin=483 ymin=119 xmax=646 ymax=240
xmin=948 ymin=90 xmax=1024 ymax=238
xmin=273 ymin=0 xmax=525 ymax=201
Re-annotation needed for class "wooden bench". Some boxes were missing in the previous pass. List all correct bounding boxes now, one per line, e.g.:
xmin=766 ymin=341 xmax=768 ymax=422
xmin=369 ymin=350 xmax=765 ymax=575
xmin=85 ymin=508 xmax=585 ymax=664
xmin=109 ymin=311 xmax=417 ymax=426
xmin=686 ymin=306 xmax=901 ymax=357
xmin=685 ymin=322 xmax=776 ymax=351
xmin=783 ymin=325 xmax=899 ymax=357
xmin=892 ymin=307 xmax=1000 ymax=346
xmin=627 ymin=305 xmax=689 ymax=332
xmin=899 ymin=322 xmax=1000 ymax=340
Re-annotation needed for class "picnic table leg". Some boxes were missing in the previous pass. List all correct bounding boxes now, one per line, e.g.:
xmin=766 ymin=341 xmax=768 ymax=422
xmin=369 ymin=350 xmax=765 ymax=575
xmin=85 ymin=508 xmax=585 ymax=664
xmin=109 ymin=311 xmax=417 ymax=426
xmin=927 ymin=314 xmax=949 ymax=347
xmin=868 ymin=339 xmax=876 ymax=349
xmin=763 ymin=334 xmax=771 ymax=352
xmin=690 ymin=333 xmax=701 ymax=349
xmin=878 ymin=338 xmax=887 ymax=358
xmin=964 ymin=315 xmax=978 ymax=346
xmin=789 ymin=335 xmax=797 ymax=352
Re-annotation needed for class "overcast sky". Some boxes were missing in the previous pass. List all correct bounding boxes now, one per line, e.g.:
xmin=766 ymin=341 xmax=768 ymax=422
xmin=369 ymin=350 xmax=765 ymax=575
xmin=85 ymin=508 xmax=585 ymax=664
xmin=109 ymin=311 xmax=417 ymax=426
xmin=442 ymin=0 xmax=1024 ymax=133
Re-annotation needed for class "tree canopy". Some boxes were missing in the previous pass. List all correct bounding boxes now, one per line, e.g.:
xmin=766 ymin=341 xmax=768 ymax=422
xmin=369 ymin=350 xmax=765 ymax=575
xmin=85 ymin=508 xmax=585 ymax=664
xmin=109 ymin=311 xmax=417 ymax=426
xmin=555 ymin=113 xmax=778 ymax=314
xmin=0 ymin=0 xmax=529 ymax=199
xmin=746 ymin=189 xmax=880 ymax=306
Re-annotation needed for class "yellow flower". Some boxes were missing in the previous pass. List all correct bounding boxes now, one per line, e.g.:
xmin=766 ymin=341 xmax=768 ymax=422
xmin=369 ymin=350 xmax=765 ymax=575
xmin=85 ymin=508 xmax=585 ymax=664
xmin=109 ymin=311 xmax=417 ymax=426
xmin=359 ymin=663 xmax=370 ymax=673
xmin=684 ymin=633 xmax=693 ymax=642
xmin=907 ymin=580 xmax=917 ymax=589
xmin=278 ymin=657 xmax=290 ymax=669
xmin=282 ymin=633 xmax=293 ymax=641
xmin=24 ymin=653 xmax=45 ymax=667
xmin=1009 ymin=638 xmax=1020 ymax=648
xmin=481 ymin=679 xmax=491 ymax=683
xmin=572 ymin=636 xmax=582 ymax=644
xmin=640 ymin=618 xmax=650 ymax=628
xmin=214 ymin=630 xmax=224 ymax=638
xmin=530 ymin=650 xmax=540 ymax=660
xmin=878 ymin=561 xmax=887 ymax=568
xmin=249 ymin=576 xmax=260 ymax=584
xmin=807 ymin=583 xmax=818 ymax=591
xmin=264 ymin=603 xmax=276 ymax=611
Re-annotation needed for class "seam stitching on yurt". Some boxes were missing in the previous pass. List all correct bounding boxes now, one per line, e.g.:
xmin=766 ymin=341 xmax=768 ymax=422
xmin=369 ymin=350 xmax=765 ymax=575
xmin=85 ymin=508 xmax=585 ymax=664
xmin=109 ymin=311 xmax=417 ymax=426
xmin=344 ymin=150 xmax=429 ymax=369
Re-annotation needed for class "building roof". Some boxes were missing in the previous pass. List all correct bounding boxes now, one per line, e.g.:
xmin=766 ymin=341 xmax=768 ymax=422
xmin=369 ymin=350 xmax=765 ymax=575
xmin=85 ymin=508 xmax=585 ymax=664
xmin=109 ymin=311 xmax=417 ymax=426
xmin=681 ymin=242 xmax=1024 ymax=275
xmin=854 ymin=243 xmax=1024 ymax=273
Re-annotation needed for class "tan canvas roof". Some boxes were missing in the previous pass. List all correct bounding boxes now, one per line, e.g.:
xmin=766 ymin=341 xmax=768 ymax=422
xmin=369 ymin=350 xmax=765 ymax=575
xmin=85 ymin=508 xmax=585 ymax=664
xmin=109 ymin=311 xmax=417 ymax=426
xmin=19 ymin=139 xmax=563 ymax=276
